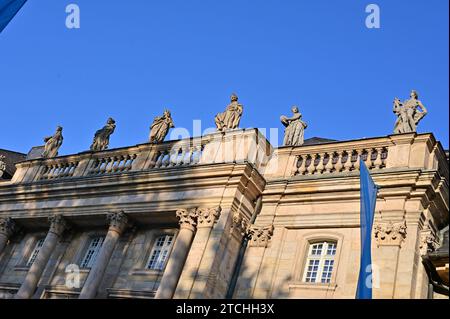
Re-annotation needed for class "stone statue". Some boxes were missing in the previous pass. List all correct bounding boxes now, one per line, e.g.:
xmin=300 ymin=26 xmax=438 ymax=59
xmin=90 ymin=117 xmax=116 ymax=151
xmin=393 ymin=90 xmax=428 ymax=134
xmin=149 ymin=109 xmax=175 ymax=143
xmin=42 ymin=126 xmax=64 ymax=158
xmin=215 ymin=93 xmax=243 ymax=131
xmin=280 ymin=106 xmax=308 ymax=146
xmin=0 ymin=155 xmax=6 ymax=178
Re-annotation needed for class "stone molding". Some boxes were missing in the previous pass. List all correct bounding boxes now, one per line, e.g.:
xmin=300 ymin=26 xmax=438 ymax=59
xmin=196 ymin=207 xmax=221 ymax=228
xmin=0 ymin=217 xmax=16 ymax=238
xmin=48 ymin=215 xmax=68 ymax=237
xmin=106 ymin=211 xmax=129 ymax=234
xmin=230 ymin=211 xmax=248 ymax=237
xmin=246 ymin=224 xmax=274 ymax=247
xmin=176 ymin=208 xmax=198 ymax=231
xmin=374 ymin=220 xmax=407 ymax=246
xmin=418 ymin=222 xmax=438 ymax=256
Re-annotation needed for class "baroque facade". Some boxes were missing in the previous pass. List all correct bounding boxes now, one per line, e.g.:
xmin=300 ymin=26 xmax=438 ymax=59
xmin=0 ymin=129 xmax=448 ymax=299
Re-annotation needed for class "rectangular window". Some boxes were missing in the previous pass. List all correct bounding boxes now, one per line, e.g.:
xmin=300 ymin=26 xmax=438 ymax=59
xmin=81 ymin=236 xmax=104 ymax=269
xmin=146 ymin=235 xmax=174 ymax=271
xmin=27 ymin=238 xmax=45 ymax=267
xmin=303 ymin=241 xmax=337 ymax=284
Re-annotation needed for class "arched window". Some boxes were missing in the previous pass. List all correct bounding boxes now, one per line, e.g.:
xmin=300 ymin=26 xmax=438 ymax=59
xmin=302 ymin=241 xmax=337 ymax=284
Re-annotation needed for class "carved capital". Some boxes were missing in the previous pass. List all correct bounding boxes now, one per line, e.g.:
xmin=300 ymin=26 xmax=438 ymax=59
xmin=374 ymin=220 xmax=407 ymax=246
xmin=419 ymin=227 xmax=438 ymax=256
xmin=176 ymin=208 xmax=197 ymax=231
xmin=106 ymin=211 xmax=129 ymax=234
xmin=0 ymin=217 xmax=16 ymax=238
xmin=48 ymin=215 xmax=68 ymax=237
xmin=246 ymin=224 xmax=274 ymax=247
xmin=230 ymin=211 xmax=248 ymax=237
xmin=197 ymin=207 xmax=221 ymax=228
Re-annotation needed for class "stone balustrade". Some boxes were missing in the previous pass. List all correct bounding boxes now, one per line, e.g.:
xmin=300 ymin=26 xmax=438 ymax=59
xmin=263 ymin=133 xmax=446 ymax=179
xmin=38 ymin=161 xmax=79 ymax=180
xmin=87 ymin=153 xmax=137 ymax=175
xmin=10 ymin=129 xmax=272 ymax=184
xmin=293 ymin=146 xmax=388 ymax=176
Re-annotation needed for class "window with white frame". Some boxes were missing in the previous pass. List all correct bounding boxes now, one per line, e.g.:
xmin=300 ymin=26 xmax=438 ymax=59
xmin=303 ymin=241 xmax=337 ymax=284
xmin=26 ymin=238 xmax=45 ymax=267
xmin=81 ymin=236 xmax=104 ymax=269
xmin=146 ymin=235 xmax=174 ymax=270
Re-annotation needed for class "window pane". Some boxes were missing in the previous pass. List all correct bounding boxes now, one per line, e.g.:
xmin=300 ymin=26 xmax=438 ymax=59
xmin=27 ymin=238 xmax=45 ymax=266
xmin=304 ymin=241 xmax=337 ymax=284
xmin=147 ymin=235 xmax=174 ymax=270
xmin=81 ymin=236 xmax=104 ymax=268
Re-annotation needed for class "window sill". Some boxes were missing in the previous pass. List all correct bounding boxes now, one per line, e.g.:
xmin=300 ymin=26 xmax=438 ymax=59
xmin=288 ymin=282 xmax=338 ymax=292
xmin=129 ymin=269 xmax=163 ymax=276
xmin=14 ymin=266 xmax=30 ymax=272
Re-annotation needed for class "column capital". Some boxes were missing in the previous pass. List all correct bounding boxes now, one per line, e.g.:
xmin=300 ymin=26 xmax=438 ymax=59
xmin=246 ymin=224 xmax=274 ymax=247
xmin=0 ymin=217 xmax=16 ymax=238
xmin=197 ymin=206 xmax=221 ymax=228
xmin=48 ymin=215 xmax=67 ymax=237
xmin=374 ymin=220 xmax=407 ymax=247
xmin=106 ymin=211 xmax=129 ymax=234
xmin=230 ymin=211 xmax=248 ymax=237
xmin=176 ymin=208 xmax=197 ymax=231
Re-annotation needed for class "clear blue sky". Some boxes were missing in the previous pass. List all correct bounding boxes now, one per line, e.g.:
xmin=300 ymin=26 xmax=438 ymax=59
xmin=1 ymin=0 xmax=448 ymax=155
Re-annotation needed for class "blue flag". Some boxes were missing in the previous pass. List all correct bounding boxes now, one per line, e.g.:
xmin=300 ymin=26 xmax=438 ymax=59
xmin=356 ymin=158 xmax=378 ymax=299
xmin=0 ymin=0 xmax=27 ymax=33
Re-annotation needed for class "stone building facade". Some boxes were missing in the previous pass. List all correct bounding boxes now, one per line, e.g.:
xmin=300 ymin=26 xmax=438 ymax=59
xmin=0 ymin=129 xmax=448 ymax=299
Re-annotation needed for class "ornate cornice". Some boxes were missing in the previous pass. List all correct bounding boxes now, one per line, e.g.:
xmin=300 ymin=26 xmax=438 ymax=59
xmin=48 ymin=215 xmax=68 ymax=237
xmin=106 ymin=211 xmax=129 ymax=234
xmin=176 ymin=208 xmax=198 ymax=231
xmin=246 ymin=224 xmax=274 ymax=247
xmin=374 ymin=220 xmax=407 ymax=246
xmin=0 ymin=217 xmax=16 ymax=238
xmin=197 ymin=207 xmax=221 ymax=228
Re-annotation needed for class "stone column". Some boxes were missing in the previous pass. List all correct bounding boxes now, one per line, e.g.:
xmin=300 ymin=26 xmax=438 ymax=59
xmin=372 ymin=220 xmax=407 ymax=299
xmin=15 ymin=215 xmax=67 ymax=299
xmin=0 ymin=217 xmax=16 ymax=256
xmin=78 ymin=211 xmax=128 ymax=299
xmin=174 ymin=207 xmax=221 ymax=298
xmin=155 ymin=208 xmax=198 ymax=299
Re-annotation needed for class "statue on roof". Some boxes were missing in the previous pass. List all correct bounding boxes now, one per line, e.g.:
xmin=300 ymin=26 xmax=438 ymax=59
xmin=0 ymin=155 xmax=6 ymax=178
xmin=90 ymin=117 xmax=116 ymax=151
xmin=149 ymin=109 xmax=175 ymax=144
xmin=280 ymin=106 xmax=308 ymax=146
xmin=393 ymin=90 xmax=428 ymax=134
xmin=215 ymin=93 xmax=243 ymax=132
xmin=42 ymin=126 xmax=64 ymax=158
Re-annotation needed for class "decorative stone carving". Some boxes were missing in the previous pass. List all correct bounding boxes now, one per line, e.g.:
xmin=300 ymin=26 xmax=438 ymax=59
xmin=0 ymin=217 xmax=16 ymax=238
xmin=197 ymin=207 xmax=221 ymax=228
xmin=106 ymin=211 xmax=129 ymax=234
xmin=0 ymin=155 xmax=6 ymax=178
xmin=48 ymin=215 xmax=67 ymax=237
xmin=280 ymin=106 xmax=308 ymax=146
xmin=90 ymin=117 xmax=116 ymax=151
xmin=419 ymin=232 xmax=439 ymax=256
xmin=230 ymin=211 xmax=248 ymax=236
xmin=176 ymin=208 xmax=198 ymax=231
xmin=42 ymin=126 xmax=64 ymax=158
xmin=215 ymin=93 xmax=243 ymax=132
xmin=149 ymin=110 xmax=175 ymax=144
xmin=393 ymin=90 xmax=428 ymax=134
xmin=246 ymin=224 xmax=274 ymax=247
xmin=374 ymin=220 xmax=407 ymax=246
